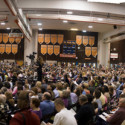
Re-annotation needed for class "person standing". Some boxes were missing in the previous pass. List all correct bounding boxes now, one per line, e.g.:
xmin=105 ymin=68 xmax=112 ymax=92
xmin=36 ymin=56 xmax=43 ymax=81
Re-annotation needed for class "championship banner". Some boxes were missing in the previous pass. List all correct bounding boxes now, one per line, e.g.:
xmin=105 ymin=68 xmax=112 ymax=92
xmin=47 ymin=45 xmax=53 ymax=55
xmin=0 ymin=33 xmax=2 ymax=43
xmin=15 ymin=37 xmax=22 ymax=44
xmin=38 ymin=34 xmax=44 ymax=44
xmin=0 ymin=44 xmax=5 ymax=54
xmin=58 ymin=34 xmax=63 ymax=44
xmin=89 ymin=36 xmax=95 ymax=46
xmin=92 ymin=47 xmax=97 ymax=57
xmin=54 ymin=45 xmax=60 ymax=55
xmin=45 ymin=34 xmax=50 ymax=44
xmin=3 ymin=33 xmax=8 ymax=43
xmin=76 ymin=35 xmax=82 ymax=45
xmin=9 ymin=37 xmax=15 ymax=44
xmin=51 ymin=34 xmax=57 ymax=44
xmin=12 ymin=44 xmax=18 ymax=54
xmin=85 ymin=47 xmax=91 ymax=57
xmin=5 ymin=44 xmax=11 ymax=54
xmin=83 ymin=36 xmax=88 ymax=46
xmin=41 ymin=45 xmax=47 ymax=55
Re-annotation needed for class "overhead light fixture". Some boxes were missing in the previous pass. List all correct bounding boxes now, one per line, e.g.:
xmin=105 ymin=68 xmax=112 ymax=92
xmin=97 ymin=18 xmax=103 ymax=21
xmin=36 ymin=14 xmax=41 ymax=16
xmin=1 ymin=22 xmax=5 ymax=25
xmin=88 ymin=25 xmax=93 ymax=28
xmin=37 ymin=23 xmax=42 ymax=26
xmin=6 ymin=27 xmax=10 ymax=30
xmin=39 ymin=28 xmax=42 ymax=30
xmin=63 ymin=20 xmax=68 ymax=23
xmin=87 ymin=0 xmax=124 ymax=4
xmin=67 ymin=11 xmax=73 ymax=15
xmin=82 ymin=30 xmax=87 ymax=32
xmin=70 ymin=28 xmax=78 ymax=31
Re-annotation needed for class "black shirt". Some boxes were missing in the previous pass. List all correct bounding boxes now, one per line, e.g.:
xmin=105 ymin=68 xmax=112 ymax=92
xmin=75 ymin=102 xmax=95 ymax=125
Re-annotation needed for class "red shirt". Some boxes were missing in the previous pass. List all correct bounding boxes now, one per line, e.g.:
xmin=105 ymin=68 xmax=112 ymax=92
xmin=10 ymin=109 xmax=40 ymax=125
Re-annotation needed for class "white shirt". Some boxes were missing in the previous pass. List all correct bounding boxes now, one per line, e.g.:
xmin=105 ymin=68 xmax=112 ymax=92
xmin=53 ymin=108 xmax=77 ymax=125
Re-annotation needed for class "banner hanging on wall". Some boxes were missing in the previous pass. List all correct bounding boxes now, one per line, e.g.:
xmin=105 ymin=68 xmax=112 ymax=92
xmin=0 ymin=33 xmax=2 ymax=43
xmin=58 ymin=34 xmax=64 ymax=44
xmin=38 ymin=34 xmax=44 ymax=44
xmin=12 ymin=44 xmax=18 ymax=54
xmin=48 ymin=45 xmax=53 ymax=55
xmin=51 ymin=34 xmax=57 ymax=44
xmin=9 ymin=37 xmax=15 ymax=44
xmin=3 ymin=33 xmax=8 ymax=43
xmin=45 ymin=34 xmax=50 ymax=44
xmin=6 ymin=44 xmax=11 ymax=54
xmin=76 ymin=35 xmax=82 ymax=45
xmin=85 ymin=47 xmax=91 ymax=57
xmin=83 ymin=36 xmax=88 ymax=46
xmin=89 ymin=36 xmax=95 ymax=46
xmin=41 ymin=45 xmax=47 ymax=55
xmin=54 ymin=45 xmax=60 ymax=55
xmin=92 ymin=47 xmax=97 ymax=57
xmin=15 ymin=37 xmax=22 ymax=44
xmin=0 ymin=44 xmax=5 ymax=54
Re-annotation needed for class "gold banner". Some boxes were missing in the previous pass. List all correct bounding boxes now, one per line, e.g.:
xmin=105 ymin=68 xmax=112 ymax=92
xmin=92 ymin=47 xmax=97 ymax=57
xmin=76 ymin=35 xmax=82 ymax=45
xmin=54 ymin=45 xmax=60 ymax=55
xmin=58 ymin=34 xmax=63 ymax=44
xmin=15 ymin=38 xmax=21 ymax=44
xmin=41 ymin=45 xmax=47 ymax=55
xmin=38 ymin=34 xmax=44 ymax=44
xmin=45 ymin=34 xmax=50 ymax=44
xmin=9 ymin=37 xmax=15 ymax=44
xmin=51 ymin=34 xmax=57 ymax=44
xmin=89 ymin=36 xmax=95 ymax=46
xmin=85 ymin=47 xmax=91 ymax=57
xmin=12 ymin=44 xmax=18 ymax=54
xmin=3 ymin=33 xmax=8 ymax=43
xmin=83 ymin=36 xmax=88 ymax=46
xmin=6 ymin=44 xmax=11 ymax=54
xmin=48 ymin=45 xmax=53 ymax=55
xmin=0 ymin=44 xmax=5 ymax=54
xmin=0 ymin=33 xmax=2 ymax=43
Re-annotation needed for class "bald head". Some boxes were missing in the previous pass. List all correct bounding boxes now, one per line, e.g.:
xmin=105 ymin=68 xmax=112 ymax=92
xmin=0 ymin=94 xmax=6 ymax=104
xmin=43 ymin=92 xmax=51 ymax=100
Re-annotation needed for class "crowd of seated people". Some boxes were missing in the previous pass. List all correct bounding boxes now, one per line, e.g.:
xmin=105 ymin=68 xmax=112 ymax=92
xmin=0 ymin=61 xmax=125 ymax=125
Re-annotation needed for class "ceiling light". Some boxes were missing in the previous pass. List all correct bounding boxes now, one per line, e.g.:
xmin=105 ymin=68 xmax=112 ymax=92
xmin=88 ymin=25 xmax=93 ymax=28
xmin=82 ymin=30 xmax=87 ymax=32
xmin=37 ymin=23 xmax=42 ymax=26
xmin=1 ymin=22 xmax=5 ymax=25
xmin=63 ymin=20 xmax=68 ymax=23
xmin=39 ymin=28 xmax=42 ymax=30
xmin=70 ymin=28 xmax=78 ymax=31
xmin=87 ymin=0 xmax=123 ymax=4
xmin=36 ymin=14 xmax=41 ymax=16
xmin=67 ymin=11 xmax=73 ymax=15
xmin=98 ymin=18 xmax=103 ymax=21
xmin=6 ymin=27 xmax=10 ymax=30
